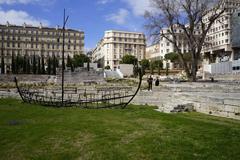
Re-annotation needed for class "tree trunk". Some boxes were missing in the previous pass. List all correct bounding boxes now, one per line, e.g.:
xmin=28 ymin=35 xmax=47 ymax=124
xmin=177 ymin=51 xmax=191 ymax=80
xmin=189 ymin=57 xmax=198 ymax=82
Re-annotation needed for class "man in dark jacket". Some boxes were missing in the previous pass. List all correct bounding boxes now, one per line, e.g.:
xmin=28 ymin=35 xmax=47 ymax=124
xmin=147 ymin=76 xmax=153 ymax=91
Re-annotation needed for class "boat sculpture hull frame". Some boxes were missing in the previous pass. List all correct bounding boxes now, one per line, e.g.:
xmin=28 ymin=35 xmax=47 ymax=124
xmin=14 ymin=70 xmax=142 ymax=109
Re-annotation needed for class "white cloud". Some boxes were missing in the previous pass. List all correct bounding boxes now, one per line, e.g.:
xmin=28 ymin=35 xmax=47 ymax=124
xmin=106 ymin=8 xmax=129 ymax=25
xmin=122 ymin=0 xmax=152 ymax=16
xmin=0 ymin=0 xmax=40 ymax=4
xmin=0 ymin=8 xmax=49 ymax=26
xmin=97 ymin=0 xmax=114 ymax=5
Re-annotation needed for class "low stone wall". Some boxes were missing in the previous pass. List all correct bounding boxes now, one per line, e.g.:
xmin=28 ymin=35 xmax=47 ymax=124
xmin=0 ymin=89 xmax=20 ymax=99
xmin=132 ymin=82 xmax=240 ymax=120
xmin=194 ymin=97 xmax=240 ymax=120
xmin=1 ymin=81 xmax=240 ymax=120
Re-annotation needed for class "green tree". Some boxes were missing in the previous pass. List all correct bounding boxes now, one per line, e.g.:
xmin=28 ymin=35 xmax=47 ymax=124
xmin=37 ymin=56 xmax=41 ymax=74
xmin=41 ymin=55 xmax=45 ymax=74
xmin=47 ymin=57 xmax=51 ymax=75
xmin=52 ymin=55 xmax=57 ymax=75
xmin=11 ymin=53 xmax=16 ymax=74
xmin=150 ymin=61 xmax=154 ymax=75
xmin=23 ymin=54 xmax=27 ymax=74
xmin=152 ymin=60 xmax=163 ymax=75
xmin=140 ymin=59 xmax=150 ymax=75
xmin=121 ymin=54 xmax=138 ymax=65
xmin=16 ymin=54 xmax=22 ymax=74
xmin=32 ymin=54 xmax=37 ymax=74
xmin=166 ymin=63 xmax=169 ymax=76
xmin=164 ymin=52 xmax=179 ymax=63
xmin=1 ymin=53 xmax=5 ymax=74
xmin=26 ymin=55 xmax=31 ymax=74
xmin=73 ymin=54 xmax=90 ymax=68
xmin=104 ymin=65 xmax=111 ymax=70
xmin=16 ymin=54 xmax=19 ymax=74
xmin=67 ymin=54 xmax=74 ymax=72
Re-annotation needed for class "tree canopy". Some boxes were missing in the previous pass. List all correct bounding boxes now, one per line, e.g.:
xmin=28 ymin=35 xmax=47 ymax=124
xmin=164 ymin=52 xmax=179 ymax=62
xmin=121 ymin=54 xmax=138 ymax=65
xmin=72 ymin=54 xmax=90 ymax=68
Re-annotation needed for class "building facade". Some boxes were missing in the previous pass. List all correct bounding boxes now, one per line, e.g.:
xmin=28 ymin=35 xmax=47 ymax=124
xmin=92 ymin=30 xmax=146 ymax=70
xmin=146 ymin=27 xmax=191 ymax=69
xmin=0 ymin=22 xmax=84 ymax=73
xmin=146 ymin=43 xmax=161 ymax=60
xmin=202 ymin=0 xmax=240 ymax=64
xmin=147 ymin=0 xmax=240 ymax=70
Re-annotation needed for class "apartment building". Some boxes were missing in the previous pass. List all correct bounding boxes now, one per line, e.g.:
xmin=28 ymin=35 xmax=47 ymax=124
xmin=92 ymin=30 xmax=146 ymax=70
xmin=147 ymin=0 xmax=240 ymax=70
xmin=202 ymin=0 xmax=240 ymax=64
xmin=0 ymin=22 xmax=84 ymax=73
xmin=146 ymin=27 xmax=191 ymax=69
xmin=146 ymin=43 xmax=161 ymax=60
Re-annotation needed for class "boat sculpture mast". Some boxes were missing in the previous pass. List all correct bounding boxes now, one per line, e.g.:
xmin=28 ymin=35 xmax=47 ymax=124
xmin=61 ymin=9 xmax=69 ymax=106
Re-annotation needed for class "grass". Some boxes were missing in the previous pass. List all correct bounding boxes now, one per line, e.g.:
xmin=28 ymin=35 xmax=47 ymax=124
xmin=0 ymin=98 xmax=240 ymax=160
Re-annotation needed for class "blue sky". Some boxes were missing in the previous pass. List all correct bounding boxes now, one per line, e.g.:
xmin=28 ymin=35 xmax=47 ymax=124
xmin=0 ymin=0 xmax=152 ymax=50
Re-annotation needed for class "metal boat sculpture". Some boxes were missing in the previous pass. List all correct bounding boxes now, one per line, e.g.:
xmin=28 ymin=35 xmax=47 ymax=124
xmin=14 ymin=70 xmax=142 ymax=109
xmin=14 ymin=9 xmax=142 ymax=109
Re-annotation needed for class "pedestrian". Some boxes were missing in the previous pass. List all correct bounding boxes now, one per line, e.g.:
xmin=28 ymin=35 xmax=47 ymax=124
xmin=155 ymin=77 xmax=160 ymax=86
xmin=147 ymin=75 xmax=153 ymax=91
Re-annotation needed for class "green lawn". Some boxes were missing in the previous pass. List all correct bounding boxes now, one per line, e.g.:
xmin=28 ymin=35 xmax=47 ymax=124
xmin=0 ymin=99 xmax=240 ymax=160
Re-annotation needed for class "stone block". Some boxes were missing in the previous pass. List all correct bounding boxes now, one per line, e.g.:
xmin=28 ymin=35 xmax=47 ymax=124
xmin=224 ymin=99 xmax=240 ymax=106
xmin=224 ymin=105 xmax=236 ymax=113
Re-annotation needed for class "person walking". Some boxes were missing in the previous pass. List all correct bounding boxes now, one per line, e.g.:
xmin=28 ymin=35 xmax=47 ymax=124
xmin=147 ymin=75 xmax=153 ymax=91
xmin=155 ymin=77 xmax=160 ymax=86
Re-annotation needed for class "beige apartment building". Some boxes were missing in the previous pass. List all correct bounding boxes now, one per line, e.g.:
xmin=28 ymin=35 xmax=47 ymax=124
xmin=0 ymin=22 xmax=84 ymax=73
xmin=146 ymin=43 xmax=160 ymax=60
xmin=92 ymin=30 xmax=146 ymax=70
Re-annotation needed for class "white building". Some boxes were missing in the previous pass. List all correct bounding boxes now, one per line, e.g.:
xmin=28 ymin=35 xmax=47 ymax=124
xmin=146 ymin=27 xmax=190 ymax=69
xmin=202 ymin=0 xmax=240 ymax=64
xmin=147 ymin=0 xmax=240 ymax=72
xmin=92 ymin=30 xmax=146 ymax=70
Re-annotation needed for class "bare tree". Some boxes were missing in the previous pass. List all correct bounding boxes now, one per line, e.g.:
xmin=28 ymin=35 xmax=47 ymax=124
xmin=145 ymin=0 xmax=226 ymax=81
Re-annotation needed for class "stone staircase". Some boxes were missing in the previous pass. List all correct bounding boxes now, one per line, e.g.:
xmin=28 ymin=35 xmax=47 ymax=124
xmin=57 ymin=69 xmax=105 ymax=84
xmin=133 ymin=82 xmax=240 ymax=120
xmin=104 ymin=70 xmax=122 ymax=79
